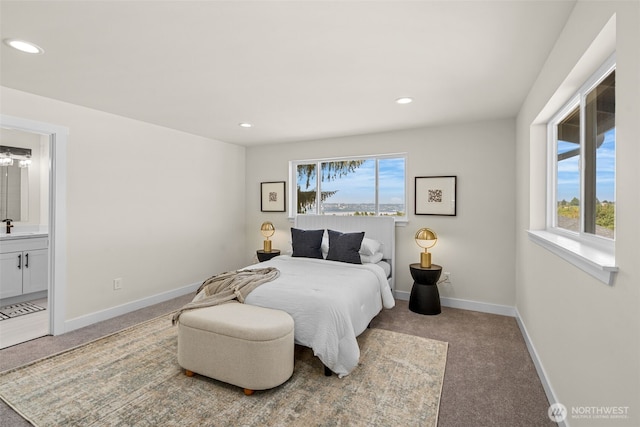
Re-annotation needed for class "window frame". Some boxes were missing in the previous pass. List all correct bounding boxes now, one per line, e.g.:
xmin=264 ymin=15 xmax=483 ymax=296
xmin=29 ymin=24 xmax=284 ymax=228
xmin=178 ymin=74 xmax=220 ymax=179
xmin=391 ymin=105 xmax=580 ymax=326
xmin=528 ymin=53 xmax=617 ymax=286
xmin=546 ymin=54 xmax=616 ymax=252
xmin=289 ymin=153 xmax=407 ymax=221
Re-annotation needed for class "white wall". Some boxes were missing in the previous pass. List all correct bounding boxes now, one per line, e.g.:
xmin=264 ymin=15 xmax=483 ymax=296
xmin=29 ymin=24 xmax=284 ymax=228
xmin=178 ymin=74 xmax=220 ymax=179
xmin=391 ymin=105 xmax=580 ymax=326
xmin=1 ymin=87 xmax=247 ymax=322
xmin=245 ymin=119 xmax=516 ymax=307
xmin=516 ymin=1 xmax=639 ymax=425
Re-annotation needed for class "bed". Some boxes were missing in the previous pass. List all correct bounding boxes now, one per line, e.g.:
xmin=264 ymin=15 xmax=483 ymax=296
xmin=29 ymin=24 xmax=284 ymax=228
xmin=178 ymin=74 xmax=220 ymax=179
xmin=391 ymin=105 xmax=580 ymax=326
xmin=242 ymin=215 xmax=396 ymax=377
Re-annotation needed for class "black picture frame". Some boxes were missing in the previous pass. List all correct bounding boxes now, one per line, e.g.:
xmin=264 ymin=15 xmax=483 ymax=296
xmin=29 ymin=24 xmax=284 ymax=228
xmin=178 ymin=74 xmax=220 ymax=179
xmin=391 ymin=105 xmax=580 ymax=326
xmin=261 ymin=181 xmax=286 ymax=212
xmin=415 ymin=176 xmax=457 ymax=216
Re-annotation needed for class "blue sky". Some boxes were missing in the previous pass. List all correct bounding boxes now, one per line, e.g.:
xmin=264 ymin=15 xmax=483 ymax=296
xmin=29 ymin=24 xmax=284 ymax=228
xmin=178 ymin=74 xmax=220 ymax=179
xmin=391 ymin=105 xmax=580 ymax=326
xmin=557 ymin=128 xmax=615 ymax=202
xmin=297 ymin=158 xmax=406 ymax=204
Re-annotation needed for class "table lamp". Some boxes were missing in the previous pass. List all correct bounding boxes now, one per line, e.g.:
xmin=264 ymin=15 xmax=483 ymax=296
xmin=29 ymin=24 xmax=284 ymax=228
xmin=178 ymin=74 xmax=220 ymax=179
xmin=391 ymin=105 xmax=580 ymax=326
xmin=415 ymin=228 xmax=438 ymax=268
xmin=260 ymin=222 xmax=275 ymax=252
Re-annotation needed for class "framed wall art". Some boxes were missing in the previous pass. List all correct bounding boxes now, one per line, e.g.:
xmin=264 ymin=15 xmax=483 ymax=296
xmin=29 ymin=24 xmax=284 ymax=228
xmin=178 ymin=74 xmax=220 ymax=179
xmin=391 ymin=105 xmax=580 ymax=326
xmin=415 ymin=176 xmax=457 ymax=216
xmin=261 ymin=181 xmax=286 ymax=212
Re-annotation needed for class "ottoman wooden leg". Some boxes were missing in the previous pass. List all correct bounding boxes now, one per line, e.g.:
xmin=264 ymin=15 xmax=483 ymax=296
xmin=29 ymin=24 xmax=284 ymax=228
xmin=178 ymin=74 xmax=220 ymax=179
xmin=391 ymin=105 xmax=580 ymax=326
xmin=185 ymin=370 xmax=195 ymax=377
xmin=244 ymin=388 xmax=255 ymax=396
xmin=324 ymin=365 xmax=333 ymax=376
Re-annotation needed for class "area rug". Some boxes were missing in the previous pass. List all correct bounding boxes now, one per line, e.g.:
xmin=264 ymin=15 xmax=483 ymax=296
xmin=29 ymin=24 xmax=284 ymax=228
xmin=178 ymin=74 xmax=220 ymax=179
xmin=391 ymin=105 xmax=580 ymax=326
xmin=0 ymin=313 xmax=448 ymax=427
xmin=0 ymin=302 xmax=45 ymax=321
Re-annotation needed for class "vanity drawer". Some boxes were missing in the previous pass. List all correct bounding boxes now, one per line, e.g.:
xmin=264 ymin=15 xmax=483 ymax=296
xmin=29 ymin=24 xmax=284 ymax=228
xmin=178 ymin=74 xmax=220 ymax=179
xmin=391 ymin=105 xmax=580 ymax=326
xmin=0 ymin=237 xmax=48 ymax=254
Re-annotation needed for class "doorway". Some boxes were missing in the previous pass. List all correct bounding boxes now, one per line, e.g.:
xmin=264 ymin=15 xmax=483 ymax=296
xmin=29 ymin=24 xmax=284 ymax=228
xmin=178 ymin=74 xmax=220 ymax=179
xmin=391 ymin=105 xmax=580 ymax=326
xmin=0 ymin=127 xmax=49 ymax=347
xmin=0 ymin=114 xmax=67 ymax=346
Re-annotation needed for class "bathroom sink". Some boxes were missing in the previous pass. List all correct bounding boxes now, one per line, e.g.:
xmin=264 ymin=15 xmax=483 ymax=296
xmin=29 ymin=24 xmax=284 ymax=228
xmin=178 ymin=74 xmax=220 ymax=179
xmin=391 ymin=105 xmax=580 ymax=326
xmin=0 ymin=232 xmax=47 ymax=240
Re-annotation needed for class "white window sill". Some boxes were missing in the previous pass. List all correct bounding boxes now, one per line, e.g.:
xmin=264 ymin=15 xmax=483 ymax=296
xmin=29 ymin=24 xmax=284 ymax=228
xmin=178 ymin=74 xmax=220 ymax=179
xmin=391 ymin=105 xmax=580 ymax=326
xmin=527 ymin=230 xmax=618 ymax=286
xmin=288 ymin=216 xmax=409 ymax=226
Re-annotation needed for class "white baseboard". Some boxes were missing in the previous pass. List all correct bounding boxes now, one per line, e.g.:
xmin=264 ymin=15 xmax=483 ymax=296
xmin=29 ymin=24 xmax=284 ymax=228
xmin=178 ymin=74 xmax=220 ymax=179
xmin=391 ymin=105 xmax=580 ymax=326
xmin=440 ymin=296 xmax=517 ymax=317
xmin=394 ymin=291 xmax=516 ymax=317
xmin=514 ymin=308 xmax=565 ymax=426
xmin=63 ymin=281 xmax=200 ymax=333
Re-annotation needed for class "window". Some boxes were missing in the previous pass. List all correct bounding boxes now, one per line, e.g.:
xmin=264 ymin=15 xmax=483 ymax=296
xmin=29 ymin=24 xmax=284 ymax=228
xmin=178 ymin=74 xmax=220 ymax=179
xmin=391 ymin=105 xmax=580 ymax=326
xmin=290 ymin=154 xmax=406 ymax=218
xmin=548 ymin=57 xmax=615 ymax=242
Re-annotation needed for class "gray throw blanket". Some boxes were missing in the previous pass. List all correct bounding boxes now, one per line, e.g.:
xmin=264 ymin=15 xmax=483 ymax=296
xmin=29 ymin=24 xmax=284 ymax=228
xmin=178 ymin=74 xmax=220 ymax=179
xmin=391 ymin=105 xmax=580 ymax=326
xmin=172 ymin=267 xmax=280 ymax=324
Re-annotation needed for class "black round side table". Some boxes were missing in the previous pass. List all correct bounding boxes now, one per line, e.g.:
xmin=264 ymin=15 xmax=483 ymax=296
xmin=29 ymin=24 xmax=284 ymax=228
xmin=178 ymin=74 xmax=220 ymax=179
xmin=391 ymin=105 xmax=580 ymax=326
xmin=409 ymin=263 xmax=442 ymax=315
xmin=257 ymin=249 xmax=280 ymax=262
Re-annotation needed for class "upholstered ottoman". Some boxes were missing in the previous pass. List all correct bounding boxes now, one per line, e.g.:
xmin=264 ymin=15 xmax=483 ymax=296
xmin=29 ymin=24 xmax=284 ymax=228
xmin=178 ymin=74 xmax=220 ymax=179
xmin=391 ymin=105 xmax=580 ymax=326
xmin=177 ymin=302 xmax=294 ymax=395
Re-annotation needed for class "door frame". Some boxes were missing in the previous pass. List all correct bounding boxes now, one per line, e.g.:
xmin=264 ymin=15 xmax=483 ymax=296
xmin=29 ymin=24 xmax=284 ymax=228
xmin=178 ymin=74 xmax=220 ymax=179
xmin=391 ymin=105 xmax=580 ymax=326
xmin=0 ymin=114 xmax=67 ymax=335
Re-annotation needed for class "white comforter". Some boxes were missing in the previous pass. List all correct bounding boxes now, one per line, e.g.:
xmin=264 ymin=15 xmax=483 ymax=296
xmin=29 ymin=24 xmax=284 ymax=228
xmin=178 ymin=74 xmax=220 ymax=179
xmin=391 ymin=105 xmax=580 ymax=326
xmin=243 ymin=255 xmax=395 ymax=377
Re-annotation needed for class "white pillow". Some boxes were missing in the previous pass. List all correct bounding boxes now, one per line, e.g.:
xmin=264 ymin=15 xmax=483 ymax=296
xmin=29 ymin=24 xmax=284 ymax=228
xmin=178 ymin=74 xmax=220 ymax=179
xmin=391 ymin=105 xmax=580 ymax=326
xmin=321 ymin=236 xmax=330 ymax=257
xmin=359 ymin=237 xmax=382 ymax=256
xmin=360 ymin=252 xmax=384 ymax=264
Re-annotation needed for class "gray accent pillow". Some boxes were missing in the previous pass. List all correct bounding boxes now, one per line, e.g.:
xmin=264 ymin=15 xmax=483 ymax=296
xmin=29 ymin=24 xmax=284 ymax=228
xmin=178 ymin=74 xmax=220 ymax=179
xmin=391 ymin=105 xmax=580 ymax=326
xmin=291 ymin=228 xmax=324 ymax=259
xmin=326 ymin=230 xmax=365 ymax=264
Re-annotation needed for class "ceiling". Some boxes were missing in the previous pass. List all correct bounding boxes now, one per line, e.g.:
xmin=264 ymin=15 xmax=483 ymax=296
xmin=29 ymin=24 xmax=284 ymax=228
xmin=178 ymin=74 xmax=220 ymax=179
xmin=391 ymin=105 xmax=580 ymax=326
xmin=0 ymin=1 xmax=576 ymax=146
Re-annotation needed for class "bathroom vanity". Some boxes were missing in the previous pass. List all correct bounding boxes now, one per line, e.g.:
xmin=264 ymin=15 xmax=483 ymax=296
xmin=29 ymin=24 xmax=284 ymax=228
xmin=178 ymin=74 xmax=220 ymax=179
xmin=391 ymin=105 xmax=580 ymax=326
xmin=0 ymin=233 xmax=48 ymax=300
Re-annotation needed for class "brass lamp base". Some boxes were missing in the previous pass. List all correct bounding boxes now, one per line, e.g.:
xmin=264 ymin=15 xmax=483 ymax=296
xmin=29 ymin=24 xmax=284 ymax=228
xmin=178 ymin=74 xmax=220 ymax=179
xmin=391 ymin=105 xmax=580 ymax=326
xmin=420 ymin=251 xmax=432 ymax=268
xmin=263 ymin=240 xmax=272 ymax=252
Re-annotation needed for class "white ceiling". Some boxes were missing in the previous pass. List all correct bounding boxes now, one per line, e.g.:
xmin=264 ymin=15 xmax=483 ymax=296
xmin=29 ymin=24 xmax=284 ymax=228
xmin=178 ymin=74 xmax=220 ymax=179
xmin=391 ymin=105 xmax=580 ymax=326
xmin=0 ymin=1 xmax=576 ymax=146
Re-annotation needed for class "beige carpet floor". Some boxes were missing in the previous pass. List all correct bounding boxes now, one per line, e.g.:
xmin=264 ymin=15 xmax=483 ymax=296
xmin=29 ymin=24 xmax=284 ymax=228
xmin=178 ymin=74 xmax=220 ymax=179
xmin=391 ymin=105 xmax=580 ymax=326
xmin=0 ymin=312 xmax=447 ymax=427
xmin=0 ymin=296 xmax=554 ymax=426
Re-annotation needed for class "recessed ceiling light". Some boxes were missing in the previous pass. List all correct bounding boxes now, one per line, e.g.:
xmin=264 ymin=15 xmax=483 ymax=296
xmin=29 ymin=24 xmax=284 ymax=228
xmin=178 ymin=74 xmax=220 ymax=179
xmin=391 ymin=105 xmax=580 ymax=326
xmin=239 ymin=123 xmax=253 ymax=128
xmin=3 ymin=38 xmax=44 ymax=54
xmin=395 ymin=97 xmax=413 ymax=105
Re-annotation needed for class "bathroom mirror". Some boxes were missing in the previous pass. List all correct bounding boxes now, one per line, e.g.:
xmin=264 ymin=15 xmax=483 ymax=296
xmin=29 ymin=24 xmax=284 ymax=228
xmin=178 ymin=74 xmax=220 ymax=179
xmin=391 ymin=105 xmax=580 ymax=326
xmin=0 ymin=127 xmax=44 ymax=222
xmin=0 ymin=162 xmax=28 ymax=221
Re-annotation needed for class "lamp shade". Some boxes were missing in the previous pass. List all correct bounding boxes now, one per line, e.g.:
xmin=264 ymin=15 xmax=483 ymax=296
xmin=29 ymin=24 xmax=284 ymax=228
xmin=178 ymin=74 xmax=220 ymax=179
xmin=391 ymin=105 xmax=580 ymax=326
xmin=415 ymin=228 xmax=437 ymax=267
xmin=260 ymin=222 xmax=275 ymax=238
xmin=415 ymin=228 xmax=437 ymax=249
